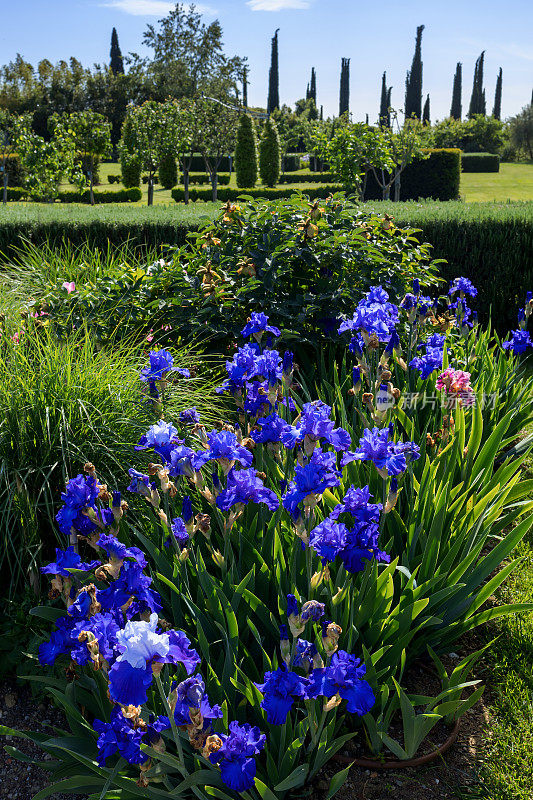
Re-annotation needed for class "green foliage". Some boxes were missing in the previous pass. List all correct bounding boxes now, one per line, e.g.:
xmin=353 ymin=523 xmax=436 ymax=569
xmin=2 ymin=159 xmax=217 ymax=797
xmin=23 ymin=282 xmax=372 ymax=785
xmin=16 ymin=124 xmax=83 ymax=202
xmin=508 ymin=104 xmax=533 ymax=161
xmin=450 ymin=62 xmax=462 ymax=120
xmin=259 ymin=117 xmax=281 ymax=187
xmin=0 ymin=153 xmax=23 ymax=185
xmin=120 ymin=150 xmax=142 ymax=187
xmin=158 ymin=149 xmax=178 ymax=189
xmin=3 ymin=186 xmax=141 ymax=203
xmin=179 ymin=172 xmax=231 ymax=186
xmin=395 ymin=148 xmax=461 ymax=201
xmin=171 ymin=184 xmax=342 ymax=202
xmin=432 ymin=114 xmax=505 ymax=153
xmin=404 ymin=25 xmax=425 ymax=120
xmin=462 ymin=152 xmax=500 ymax=172
xmin=469 ymin=51 xmax=486 ymax=118
xmin=44 ymin=195 xmax=441 ymax=349
xmin=234 ymin=113 xmax=258 ymax=188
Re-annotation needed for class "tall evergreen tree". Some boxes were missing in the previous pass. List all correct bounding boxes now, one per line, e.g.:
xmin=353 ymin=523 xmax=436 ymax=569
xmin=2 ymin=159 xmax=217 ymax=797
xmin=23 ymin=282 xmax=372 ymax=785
xmin=339 ymin=57 xmax=350 ymax=116
xmin=235 ymin=113 xmax=258 ymax=187
xmin=423 ymin=94 xmax=430 ymax=124
xmin=493 ymin=68 xmax=502 ymax=120
xmin=243 ymin=65 xmax=248 ymax=108
xmin=450 ymin=62 xmax=462 ymax=119
xmin=320 ymin=104 xmax=323 ymax=120
xmin=109 ymin=27 xmax=124 ymax=75
xmin=379 ymin=72 xmax=390 ymax=127
xmin=404 ymin=25 xmax=424 ymax=119
xmin=309 ymin=67 xmax=316 ymax=103
xmin=468 ymin=52 xmax=486 ymax=118
xmin=267 ymin=29 xmax=280 ymax=113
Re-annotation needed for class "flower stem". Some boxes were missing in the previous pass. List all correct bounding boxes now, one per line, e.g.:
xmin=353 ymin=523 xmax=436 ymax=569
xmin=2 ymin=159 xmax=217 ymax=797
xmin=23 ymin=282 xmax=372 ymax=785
xmin=154 ymin=672 xmax=187 ymax=774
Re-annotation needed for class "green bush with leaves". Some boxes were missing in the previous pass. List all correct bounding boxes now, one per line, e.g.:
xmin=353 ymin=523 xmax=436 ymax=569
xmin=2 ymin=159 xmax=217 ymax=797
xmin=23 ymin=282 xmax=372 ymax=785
xmin=120 ymin=150 xmax=142 ymax=188
xmin=259 ymin=117 xmax=281 ymax=187
xmin=159 ymin=149 xmax=178 ymax=189
xmin=40 ymin=194 xmax=441 ymax=350
xmin=234 ymin=113 xmax=259 ymax=188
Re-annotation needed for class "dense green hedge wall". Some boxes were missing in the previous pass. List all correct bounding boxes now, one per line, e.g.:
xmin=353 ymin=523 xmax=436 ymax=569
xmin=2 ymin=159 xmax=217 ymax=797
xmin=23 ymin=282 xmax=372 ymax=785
xmin=171 ymin=185 xmax=343 ymax=202
xmin=158 ymin=151 xmax=178 ymax=189
xmin=3 ymin=187 xmax=142 ymax=203
xmin=279 ymin=172 xmax=335 ymax=183
xmin=364 ymin=149 xmax=461 ymax=201
xmin=461 ymin=152 xmax=500 ymax=173
xmin=0 ymin=154 xmax=23 ymax=186
xmin=1 ymin=199 xmax=532 ymax=332
xmin=179 ymin=173 xmax=231 ymax=186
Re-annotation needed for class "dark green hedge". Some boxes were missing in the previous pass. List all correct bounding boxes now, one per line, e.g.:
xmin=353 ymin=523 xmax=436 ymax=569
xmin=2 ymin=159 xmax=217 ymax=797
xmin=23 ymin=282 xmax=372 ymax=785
xmin=0 ymin=154 xmax=23 ymax=186
xmin=364 ymin=149 xmax=461 ymax=201
xmin=3 ymin=187 xmax=142 ymax=203
xmin=279 ymin=172 xmax=335 ymax=184
xmin=461 ymin=153 xmax=500 ymax=172
xmin=181 ymin=173 xmax=231 ymax=186
xmin=186 ymin=154 xmax=232 ymax=172
xmin=171 ymin=185 xmax=343 ymax=202
xmin=282 ymin=154 xmax=301 ymax=171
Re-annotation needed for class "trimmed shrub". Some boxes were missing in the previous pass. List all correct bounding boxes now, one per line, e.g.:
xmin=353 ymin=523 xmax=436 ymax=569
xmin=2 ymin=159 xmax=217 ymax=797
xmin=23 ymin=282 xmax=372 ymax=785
xmin=461 ymin=152 xmax=500 ymax=172
xmin=171 ymin=185 xmax=343 ymax=202
xmin=279 ymin=172 xmax=335 ymax=183
xmin=283 ymin=153 xmax=301 ymax=171
xmin=3 ymin=188 xmax=142 ymax=204
xmin=107 ymin=174 xmax=121 ymax=184
xmin=364 ymin=149 xmax=461 ymax=201
xmin=180 ymin=173 xmax=231 ymax=186
xmin=158 ymin=150 xmax=178 ymax=189
xmin=259 ymin=118 xmax=281 ymax=187
xmin=120 ymin=151 xmax=142 ymax=188
xmin=186 ymin=153 xmax=232 ymax=172
xmin=1 ymin=154 xmax=23 ymax=186
xmin=234 ymin=114 xmax=259 ymax=188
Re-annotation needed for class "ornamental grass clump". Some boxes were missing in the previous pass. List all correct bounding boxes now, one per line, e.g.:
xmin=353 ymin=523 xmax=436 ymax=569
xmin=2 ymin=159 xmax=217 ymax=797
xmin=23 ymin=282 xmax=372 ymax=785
xmin=3 ymin=227 xmax=533 ymax=796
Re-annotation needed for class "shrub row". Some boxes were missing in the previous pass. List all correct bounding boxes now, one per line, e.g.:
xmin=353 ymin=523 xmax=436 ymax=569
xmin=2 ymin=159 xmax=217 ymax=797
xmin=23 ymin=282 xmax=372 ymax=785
xmin=364 ymin=149 xmax=462 ymax=201
xmin=180 ymin=173 xmax=231 ymax=186
xmin=461 ymin=152 xmax=500 ymax=172
xmin=3 ymin=187 xmax=142 ymax=204
xmin=171 ymin=185 xmax=343 ymax=202
xmin=279 ymin=172 xmax=335 ymax=183
xmin=1 ymin=199 xmax=532 ymax=332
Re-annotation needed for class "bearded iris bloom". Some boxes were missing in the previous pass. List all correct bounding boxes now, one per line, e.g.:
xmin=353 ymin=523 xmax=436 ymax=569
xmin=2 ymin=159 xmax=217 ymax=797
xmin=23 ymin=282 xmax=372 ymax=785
xmin=309 ymin=519 xmax=348 ymax=562
xmin=342 ymin=427 xmax=420 ymax=477
xmin=281 ymin=401 xmax=351 ymax=453
xmin=41 ymin=547 xmax=100 ymax=577
xmin=255 ymin=665 xmax=309 ymax=724
xmin=282 ymin=448 xmax=340 ymax=517
xmin=179 ymin=407 xmax=200 ymax=425
xmin=172 ymin=674 xmax=222 ymax=726
xmin=251 ymin=412 xmax=288 ymax=444
xmin=449 ymin=277 xmax=477 ymax=298
xmin=502 ymin=330 xmax=533 ymax=354
xmin=209 ymin=721 xmax=266 ymax=793
xmin=108 ymin=614 xmax=200 ymax=706
xmin=241 ymin=312 xmax=281 ymax=340
xmin=135 ymin=420 xmax=180 ymax=462
xmin=216 ymin=468 xmax=279 ymax=511
xmin=97 ymin=534 xmax=147 ymax=568
xmin=193 ymin=430 xmax=253 ymax=472
xmin=55 ymin=474 xmax=100 ymax=536
xmin=140 ymin=349 xmax=174 ymax=382
xmin=94 ymin=706 xmax=148 ymax=765
xmin=339 ymin=286 xmax=399 ymax=343
xmin=305 ymin=650 xmax=375 ymax=715
xmin=165 ymin=517 xmax=190 ymax=548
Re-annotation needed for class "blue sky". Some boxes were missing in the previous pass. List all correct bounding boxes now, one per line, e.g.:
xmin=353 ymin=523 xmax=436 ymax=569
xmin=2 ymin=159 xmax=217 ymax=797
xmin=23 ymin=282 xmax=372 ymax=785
xmin=1 ymin=0 xmax=532 ymax=121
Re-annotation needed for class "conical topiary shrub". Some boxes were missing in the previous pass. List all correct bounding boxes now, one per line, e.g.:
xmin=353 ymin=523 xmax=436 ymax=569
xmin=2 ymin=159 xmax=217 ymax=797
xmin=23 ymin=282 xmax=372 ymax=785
xmin=234 ymin=114 xmax=258 ymax=188
xmin=259 ymin=117 xmax=281 ymax=188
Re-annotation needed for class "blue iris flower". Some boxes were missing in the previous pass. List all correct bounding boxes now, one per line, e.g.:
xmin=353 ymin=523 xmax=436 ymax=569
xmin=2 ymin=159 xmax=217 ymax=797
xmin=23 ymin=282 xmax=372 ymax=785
xmin=339 ymin=286 xmax=399 ymax=343
xmin=251 ymin=413 xmax=288 ymax=444
xmin=97 ymin=534 xmax=147 ymax=568
xmin=172 ymin=674 xmax=223 ymax=726
xmin=179 ymin=407 xmax=200 ymax=424
xmin=449 ymin=277 xmax=478 ymax=298
xmin=135 ymin=420 xmax=180 ymax=462
xmin=282 ymin=448 xmax=341 ymax=517
xmin=94 ymin=706 xmax=148 ymax=765
xmin=305 ymin=650 xmax=375 ymax=715
xmin=341 ymin=427 xmax=420 ymax=477
xmin=55 ymin=474 xmax=100 ymax=536
xmin=502 ymin=330 xmax=533 ymax=354
xmin=241 ymin=312 xmax=281 ymax=339
xmin=209 ymin=721 xmax=266 ymax=793
xmin=255 ymin=665 xmax=309 ymax=724
xmin=41 ymin=546 xmax=100 ymax=577
xmin=70 ymin=613 xmax=121 ymax=666
xmin=165 ymin=517 xmax=189 ymax=548
xmin=216 ymin=468 xmax=279 ymax=511
xmin=281 ymin=400 xmax=351 ymax=452
xmin=193 ymin=430 xmax=253 ymax=470
xmin=140 ymin=349 xmax=174 ymax=382
xmin=309 ymin=519 xmax=348 ymax=562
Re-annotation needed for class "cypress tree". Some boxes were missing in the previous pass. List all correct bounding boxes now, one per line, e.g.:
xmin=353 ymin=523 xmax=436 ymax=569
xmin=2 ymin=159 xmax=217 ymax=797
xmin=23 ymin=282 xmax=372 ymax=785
xmin=243 ymin=66 xmax=248 ymax=108
xmin=110 ymin=27 xmax=124 ymax=75
xmin=468 ymin=52 xmax=486 ymax=117
xmin=267 ymin=29 xmax=280 ymax=113
xmin=320 ymin=105 xmax=323 ymax=120
xmin=493 ymin=68 xmax=502 ymax=119
xmin=306 ymin=83 xmax=310 ymax=100
xmin=339 ymin=58 xmax=350 ymax=116
xmin=235 ymin=113 xmax=259 ymax=188
xmin=404 ymin=25 xmax=425 ymax=119
xmin=422 ymin=94 xmax=430 ymax=125
xmin=259 ymin=117 xmax=281 ymax=187
xmin=310 ymin=67 xmax=316 ymax=103
xmin=379 ymin=72 xmax=389 ymax=127
xmin=386 ymin=87 xmax=392 ymax=124
xmin=450 ymin=62 xmax=462 ymax=119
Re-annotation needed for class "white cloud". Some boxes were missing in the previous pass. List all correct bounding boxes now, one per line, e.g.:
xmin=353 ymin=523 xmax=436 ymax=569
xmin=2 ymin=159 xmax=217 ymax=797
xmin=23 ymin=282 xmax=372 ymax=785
xmin=102 ymin=0 xmax=215 ymax=16
xmin=246 ymin=0 xmax=310 ymax=10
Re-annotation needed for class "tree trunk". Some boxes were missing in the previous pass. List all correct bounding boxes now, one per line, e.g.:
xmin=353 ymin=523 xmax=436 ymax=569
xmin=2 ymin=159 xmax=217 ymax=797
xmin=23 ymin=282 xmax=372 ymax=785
xmin=2 ymin=169 xmax=7 ymax=205
xmin=211 ymin=171 xmax=218 ymax=202
xmin=89 ymin=169 xmax=94 ymax=206
xmin=147 ymin=175 xmax=154 ymax=206
xmin=382 ymin=185 xmax=390 ymax=201
xmin=393 ymin=170 xmax=401 ymax=202
xmin=183 ymin=166 xmax=190 ymax=205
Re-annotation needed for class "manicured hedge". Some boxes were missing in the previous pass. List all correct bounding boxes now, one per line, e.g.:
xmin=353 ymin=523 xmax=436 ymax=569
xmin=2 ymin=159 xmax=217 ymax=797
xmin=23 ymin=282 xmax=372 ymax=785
xmin=461 ymin=152 xmax=500 ymax=172
xmin=180 ymin=173 xmax=231 ymax=186
xmin=364 ymin=149 xmax=462 ymax=201
xmin=186 ymin=154 xmax=232 ymax=172
xmin=279 ymin=172 xmax=335 ymax=184
xmin=0 ymin=154 xmax=23 ymax=186
xmin=3 ymin=187 xmax=142 ymax=204
xmin=171 ymin=185 xmax=343 ymax=202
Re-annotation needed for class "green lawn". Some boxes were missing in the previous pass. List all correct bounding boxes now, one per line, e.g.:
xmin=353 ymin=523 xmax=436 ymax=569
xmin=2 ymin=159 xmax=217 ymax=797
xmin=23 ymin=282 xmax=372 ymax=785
xmin=461 ymin=162 xmax=533 ymax=202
